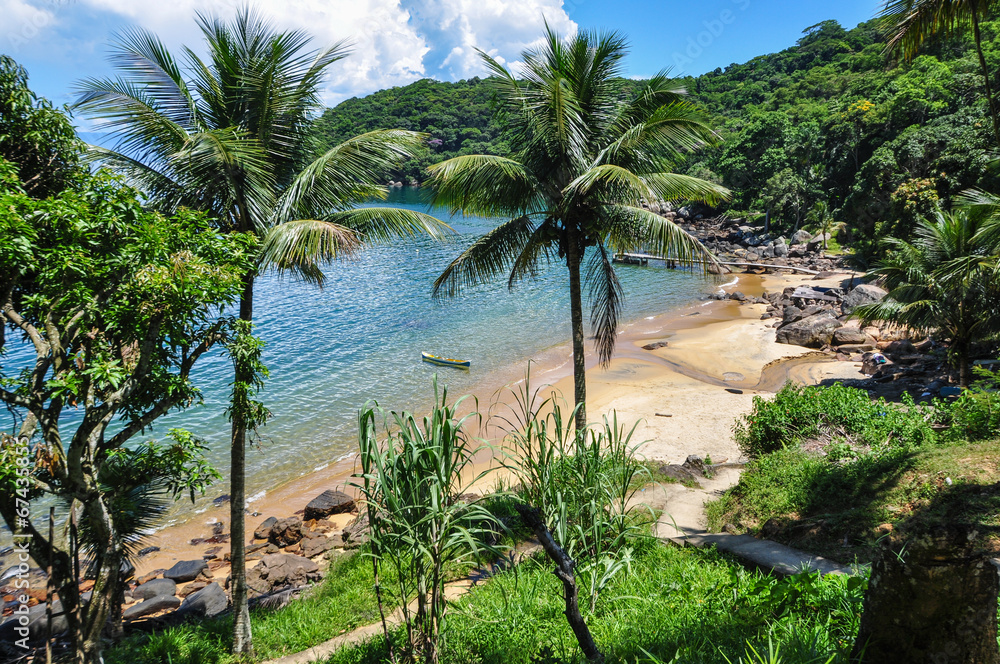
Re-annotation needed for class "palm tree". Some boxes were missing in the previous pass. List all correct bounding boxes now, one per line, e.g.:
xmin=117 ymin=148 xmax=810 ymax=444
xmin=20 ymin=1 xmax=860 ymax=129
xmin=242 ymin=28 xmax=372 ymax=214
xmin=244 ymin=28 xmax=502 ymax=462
xmin=427 ymin=27 xmax=728 ymax=432
xmin=854 ymin=206 xmax=1000 ymax=386
xmin=805 ymin=200 xmax=846 ymax=252
xmin=878 ymin=0 xmax=1000 ymax=148
xmin=74 ymin=8 xmax=447 ymax=654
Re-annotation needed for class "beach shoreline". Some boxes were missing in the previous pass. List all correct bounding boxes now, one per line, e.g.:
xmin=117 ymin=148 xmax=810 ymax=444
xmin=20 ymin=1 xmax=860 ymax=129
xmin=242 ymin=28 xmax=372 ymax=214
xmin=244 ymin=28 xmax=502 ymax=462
xmin=129 ymin=267 xmax=864 ymax=578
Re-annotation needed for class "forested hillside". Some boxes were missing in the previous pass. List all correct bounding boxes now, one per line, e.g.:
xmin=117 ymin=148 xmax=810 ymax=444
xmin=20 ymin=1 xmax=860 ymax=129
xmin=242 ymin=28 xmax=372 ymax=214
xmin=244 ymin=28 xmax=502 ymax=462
xmin=312 ymin=17 xmax=1000 ymax=259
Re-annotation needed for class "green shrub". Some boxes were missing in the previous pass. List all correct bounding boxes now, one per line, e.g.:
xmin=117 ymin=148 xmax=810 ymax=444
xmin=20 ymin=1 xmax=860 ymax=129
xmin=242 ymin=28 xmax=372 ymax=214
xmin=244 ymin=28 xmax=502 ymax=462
xmin=733 ymin=383 xmax=936 ymax=459
xmin=943 ymin=365 xmax=1000 ymax=441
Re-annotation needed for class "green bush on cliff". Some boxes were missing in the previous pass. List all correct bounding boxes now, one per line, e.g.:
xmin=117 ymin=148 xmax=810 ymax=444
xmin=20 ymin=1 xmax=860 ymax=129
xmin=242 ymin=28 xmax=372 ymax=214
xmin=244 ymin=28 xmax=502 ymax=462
xmin=733 ymin=383 xmax=937 ymax=459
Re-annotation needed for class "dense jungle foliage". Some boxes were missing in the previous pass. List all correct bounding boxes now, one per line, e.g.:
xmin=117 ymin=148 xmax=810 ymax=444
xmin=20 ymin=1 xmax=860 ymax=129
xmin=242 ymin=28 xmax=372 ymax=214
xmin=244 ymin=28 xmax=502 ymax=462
xmin=312 ymin=17 xmax=1000 ymax=260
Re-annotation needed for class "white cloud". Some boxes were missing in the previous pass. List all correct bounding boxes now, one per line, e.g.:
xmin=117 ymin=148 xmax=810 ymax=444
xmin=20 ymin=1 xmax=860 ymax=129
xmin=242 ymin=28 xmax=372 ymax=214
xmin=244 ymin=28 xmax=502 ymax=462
xmin=1 ymin=0 xmax=57 ymax=53
xmin=28 ymin=0 xmax=577 ymax=105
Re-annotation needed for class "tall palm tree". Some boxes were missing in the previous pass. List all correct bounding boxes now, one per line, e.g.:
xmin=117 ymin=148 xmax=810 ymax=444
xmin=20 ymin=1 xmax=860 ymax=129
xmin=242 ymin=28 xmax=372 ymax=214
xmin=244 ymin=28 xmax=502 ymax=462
xmin=74 ymin=8 xmax=447 ymax=654
xmin=428 ymin=28 xmax=728 ymax=432
xmin=878 ymin=0 xmax=1000 ymax=148
xmin=854 ymin=206 xmax=1000 ymax=386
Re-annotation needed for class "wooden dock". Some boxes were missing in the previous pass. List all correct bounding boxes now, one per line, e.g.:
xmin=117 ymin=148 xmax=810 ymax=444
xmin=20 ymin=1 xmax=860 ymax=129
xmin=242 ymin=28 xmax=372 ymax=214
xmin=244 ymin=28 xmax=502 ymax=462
xmin=613 ymin=253 xmax=821 ymax=275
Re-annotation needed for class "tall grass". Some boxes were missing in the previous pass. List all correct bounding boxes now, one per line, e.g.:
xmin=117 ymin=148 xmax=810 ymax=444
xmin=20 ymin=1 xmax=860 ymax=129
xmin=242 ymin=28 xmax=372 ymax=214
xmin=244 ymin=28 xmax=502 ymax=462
xmin=493 ymin=375 xmax=651 ymax=612
xmin=353 ymin=381 xmax=502 ymax=664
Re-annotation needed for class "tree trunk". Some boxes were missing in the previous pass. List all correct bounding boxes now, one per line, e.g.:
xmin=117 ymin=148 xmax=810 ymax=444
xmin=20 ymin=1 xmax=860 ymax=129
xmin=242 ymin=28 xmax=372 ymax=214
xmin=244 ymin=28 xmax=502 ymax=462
xmin=972 ymin=7 xmax=1000 ymax=150
xmin=516 ymin=504 xmax=603 ymax=664
xmin=852 ymin=525 xmax=999 ymax=664
xmin=231 ymin=275 xmax=254 ymax=656
xmin=565 ymin=227 xmax=587 ymax=434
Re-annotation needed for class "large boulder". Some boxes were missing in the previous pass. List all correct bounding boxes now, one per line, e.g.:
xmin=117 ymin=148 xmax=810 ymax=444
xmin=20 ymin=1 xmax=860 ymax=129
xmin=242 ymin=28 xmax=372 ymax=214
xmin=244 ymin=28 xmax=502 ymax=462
xmin=842 ymin=284 xmax=888 ymax=315
xmin=123 ymin=595 xmax=181 ymax=620
xmin=0 ymin=601 xmax=68 ymax=643
xmin=131 ymin=577 xmax=176 ymax=601
xmin=163 ymin=559 xmax=209 ymax=583
xmin=832 ymin=327 xmax=867 ymax=346
xmin=776 ymin=312 xmax=841 ymax=348
xmin=177 ymin=582 xmax=229 ymax=619
xmin=267 ymin=517 xmax=304 ymax=548
xmin=246 ymin=554 xmax=321 ymax=595
xmin=806 ymin=233 xmax=830 ymax=252
xmin=303 ymin=490 xmax=354 ymax=521
xmin=790 ymin=229 xmax=813 ymax=245
xmin=253 ymin=516 xmax=278 ymax=540
xmin=772 ymin=238 xmax=789 ymax=257
xmin=299 ymin=532 xmax=333 ymax=559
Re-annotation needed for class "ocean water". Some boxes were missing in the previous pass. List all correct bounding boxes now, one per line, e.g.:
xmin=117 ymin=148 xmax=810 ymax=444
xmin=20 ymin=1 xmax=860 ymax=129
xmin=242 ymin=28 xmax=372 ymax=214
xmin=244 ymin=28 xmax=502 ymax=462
xmin=4 ymin=189 xmax=715 ymax=509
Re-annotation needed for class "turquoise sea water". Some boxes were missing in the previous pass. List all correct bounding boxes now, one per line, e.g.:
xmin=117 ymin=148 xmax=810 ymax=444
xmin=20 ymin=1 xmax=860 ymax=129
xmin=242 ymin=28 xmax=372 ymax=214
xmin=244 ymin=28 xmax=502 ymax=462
xmin=5 ymin=189 xmax=715 ymax=509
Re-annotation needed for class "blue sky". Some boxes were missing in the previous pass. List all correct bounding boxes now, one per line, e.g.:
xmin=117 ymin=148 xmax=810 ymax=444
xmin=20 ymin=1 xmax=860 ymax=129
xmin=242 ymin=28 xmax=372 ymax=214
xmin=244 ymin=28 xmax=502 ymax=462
xmin=4 ymin=0 xmax=880 ymax=116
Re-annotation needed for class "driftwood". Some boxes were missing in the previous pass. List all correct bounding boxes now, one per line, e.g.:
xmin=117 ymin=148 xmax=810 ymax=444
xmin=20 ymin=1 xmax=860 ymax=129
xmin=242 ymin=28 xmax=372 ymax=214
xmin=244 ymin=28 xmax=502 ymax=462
xmin=515 ymin=505 xmax=604 ymax=664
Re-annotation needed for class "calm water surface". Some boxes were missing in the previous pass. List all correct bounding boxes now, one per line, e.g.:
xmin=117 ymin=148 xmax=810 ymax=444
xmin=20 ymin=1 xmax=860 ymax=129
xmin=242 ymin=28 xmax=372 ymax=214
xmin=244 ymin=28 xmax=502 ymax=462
xmin=5 ymin=189 xmax=716 ymax=519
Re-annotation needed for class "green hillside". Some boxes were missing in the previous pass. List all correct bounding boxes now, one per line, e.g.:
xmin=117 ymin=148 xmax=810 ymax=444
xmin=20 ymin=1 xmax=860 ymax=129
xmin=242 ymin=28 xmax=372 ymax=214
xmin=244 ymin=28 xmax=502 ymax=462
xmin=312 ymin=17 xmax=1000 ymax=259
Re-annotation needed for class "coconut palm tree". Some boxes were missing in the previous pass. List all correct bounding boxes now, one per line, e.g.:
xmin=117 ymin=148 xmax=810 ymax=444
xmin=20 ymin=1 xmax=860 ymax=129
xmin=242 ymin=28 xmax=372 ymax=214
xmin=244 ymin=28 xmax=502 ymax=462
xmin=427 ymin=27 xmax=728 ymax=432
xmin=74 ymin=8 xmax=447 ymax=654
xmin=878 ymin=0 xmax=1000 ymax=148
xmin=805 ymin=200 xmax=846 ymax=252
xmin=854 ymin=206 xmax=1000 ymax=386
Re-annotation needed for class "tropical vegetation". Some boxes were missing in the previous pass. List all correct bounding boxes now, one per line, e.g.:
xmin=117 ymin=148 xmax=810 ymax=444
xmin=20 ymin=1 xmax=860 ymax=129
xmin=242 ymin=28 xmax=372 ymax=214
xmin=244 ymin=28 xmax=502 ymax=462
xmin=427 ymin=27 xmax=728 ymax=430
xmin=0 ymin=156 xmax=255 ymax=664
xmin=72 ymin=8 xmax=449 ymax=653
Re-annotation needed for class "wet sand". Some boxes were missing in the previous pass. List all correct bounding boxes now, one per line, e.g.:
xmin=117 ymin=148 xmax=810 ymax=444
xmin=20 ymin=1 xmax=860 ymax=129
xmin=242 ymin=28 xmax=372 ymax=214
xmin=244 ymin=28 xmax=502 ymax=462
xmin=134 ymin=268 xmax=865 ymax=577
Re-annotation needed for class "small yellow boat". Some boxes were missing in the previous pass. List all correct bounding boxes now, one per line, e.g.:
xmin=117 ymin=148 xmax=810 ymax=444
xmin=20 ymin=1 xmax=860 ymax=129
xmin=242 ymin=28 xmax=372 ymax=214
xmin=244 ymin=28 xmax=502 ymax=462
xmin=421 ymin=352 xmax=471 ymax=369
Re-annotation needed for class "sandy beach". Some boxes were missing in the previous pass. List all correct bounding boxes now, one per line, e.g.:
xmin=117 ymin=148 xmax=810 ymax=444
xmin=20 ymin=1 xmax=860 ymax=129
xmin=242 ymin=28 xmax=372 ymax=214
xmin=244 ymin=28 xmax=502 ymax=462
xmin=132 ymin=268 xmax=864 ymax=578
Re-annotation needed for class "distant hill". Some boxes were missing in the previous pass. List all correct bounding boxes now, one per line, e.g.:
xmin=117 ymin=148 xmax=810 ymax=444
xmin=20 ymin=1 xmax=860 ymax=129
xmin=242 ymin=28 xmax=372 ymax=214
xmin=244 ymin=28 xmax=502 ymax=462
xmin=312 ymin=17 xmax=1000 ymax=256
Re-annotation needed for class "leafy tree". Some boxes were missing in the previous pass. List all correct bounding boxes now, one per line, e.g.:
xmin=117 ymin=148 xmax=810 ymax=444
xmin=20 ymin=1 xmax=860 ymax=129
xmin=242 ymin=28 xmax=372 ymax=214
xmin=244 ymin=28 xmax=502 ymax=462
xmin=805 ymin=200 xmax=846 ymax=250
xmin=427 ymin=27 xmax=727 ymax=432
xmin=854 ymin=206 xmax=1000 ymax=385
xmin=0 ymin=159 xmax=255 ymax=664
xmin=73 ymin=9 xmax=449 ymax=652
xmin=762 ymin=167 xmax=808 ymax=232
xmin=878 ymin=0 xmax=1000 ymax=147
xmin=0 ymin=56 xmax=81 ymax=197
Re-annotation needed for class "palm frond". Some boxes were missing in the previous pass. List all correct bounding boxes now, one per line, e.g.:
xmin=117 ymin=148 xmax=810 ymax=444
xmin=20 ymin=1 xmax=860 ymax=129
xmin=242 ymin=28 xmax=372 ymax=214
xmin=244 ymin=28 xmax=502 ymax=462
xmin=433 ymin=215 xmax=537 ymax=297
xmin=260 ymin=219 xmax=360 ymax=285
xmin=274 ymin=130 xmax=426 ymax=224
xmin=328 ymin=206 xmax=452 ymax=245
xmin=586 ymin=242 xmax=625 ymax=366
xmin=604 ymin=204 xmax=717 ymax=267
xmin=642 ymin=172 xmax=730 ymax=206
xmin=427 ymin=155 xmax=540 ymax=217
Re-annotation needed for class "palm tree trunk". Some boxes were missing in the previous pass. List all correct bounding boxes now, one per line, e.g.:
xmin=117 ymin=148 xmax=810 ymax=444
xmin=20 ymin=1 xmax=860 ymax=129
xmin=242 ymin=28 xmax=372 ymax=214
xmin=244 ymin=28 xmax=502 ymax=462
xmin=231 ymin=274 xmax=254 ymax=656
xmin=971 ymin=7 xmax=1000 ymax=149
xmin=565 ymin=227 xmax=587 ymax=433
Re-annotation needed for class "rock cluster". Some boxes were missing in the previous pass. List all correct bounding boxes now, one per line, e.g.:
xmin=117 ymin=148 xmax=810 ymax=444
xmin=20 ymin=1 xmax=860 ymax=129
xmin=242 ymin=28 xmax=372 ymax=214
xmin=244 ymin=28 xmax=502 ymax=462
xmin=637 ymin=202 xmax=842 ymax=274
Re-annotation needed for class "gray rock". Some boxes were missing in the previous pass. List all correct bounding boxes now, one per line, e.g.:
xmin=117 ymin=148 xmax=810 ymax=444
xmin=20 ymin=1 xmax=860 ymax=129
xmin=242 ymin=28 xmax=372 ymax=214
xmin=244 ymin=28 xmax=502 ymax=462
xmin=177 ymin=582 xmax=229 ymax=619
xmin=132 ymin=577 xmax=177 ymax=601
xmin=254 ymin=516 xmax=278 ymax=540
xmin=761 ymin=245 xmax=775 ymax=259
xmin=791 ymin=229 xmax=813 ymax=245
xmin=833 ymin=327 xmax=867 ymax=346
xmin=773 ymin=239 xmax=789 ymax=258
xmin=267 ymin=517 xmax=304 ymax=548
xmin=842 ymin=284 xmax=888 ymax=315
xmin=246 ymin=554 xmax=321 ymax=595
xmin=164 ymin=559 xmax=209 ymax=583
xmin=729 ymin=291 xmax=746 ymax=302
xmin=0 ymin=601 xmax=68 ymax=643
xmin=303 ymin=490 xmax=355 ymax=521
xmin=123 ymin=595 xmax=181 ymax=620
xmin=300 ymin=533 xmax=333 ymax=559
xmin=807 ymin=233 xmax=831 ymax=251
xmin=342 ymin=513 xmax=371 ymax=550
xmin=776 ymin=312 xmax=841 ymax=348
